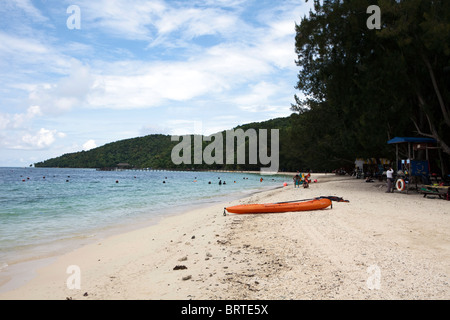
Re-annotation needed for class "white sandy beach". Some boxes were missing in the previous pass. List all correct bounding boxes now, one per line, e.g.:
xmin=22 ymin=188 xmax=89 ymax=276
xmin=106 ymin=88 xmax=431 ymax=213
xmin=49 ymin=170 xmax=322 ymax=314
xmin=0 ymin=174 xmax=449 ymax=300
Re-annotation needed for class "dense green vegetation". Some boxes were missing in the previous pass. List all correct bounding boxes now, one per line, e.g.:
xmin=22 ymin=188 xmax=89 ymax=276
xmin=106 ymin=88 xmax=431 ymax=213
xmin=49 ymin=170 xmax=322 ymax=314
xmin=289 ymin=0 xmax=449 ymax=173
xmin=35 ymin=117 xmax=297 ymax=171
xmin=36 ymin=0 xmax=449 ymax=173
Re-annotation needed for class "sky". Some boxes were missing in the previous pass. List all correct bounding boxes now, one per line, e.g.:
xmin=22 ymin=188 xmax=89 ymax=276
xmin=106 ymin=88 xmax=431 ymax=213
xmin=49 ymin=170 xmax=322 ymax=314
xmin=0 ymin=0 xmax=313 ymax=167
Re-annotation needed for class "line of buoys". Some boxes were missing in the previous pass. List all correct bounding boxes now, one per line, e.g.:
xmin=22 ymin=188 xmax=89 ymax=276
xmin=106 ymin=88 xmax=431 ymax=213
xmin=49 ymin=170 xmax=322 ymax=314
xmin=18 ymin=173 xmax=287 ymax=188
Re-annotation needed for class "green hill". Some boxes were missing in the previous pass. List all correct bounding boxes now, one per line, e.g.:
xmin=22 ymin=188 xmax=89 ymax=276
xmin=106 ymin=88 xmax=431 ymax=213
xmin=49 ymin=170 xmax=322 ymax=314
xmin=34 ymin=116 xmax=295 ymax=171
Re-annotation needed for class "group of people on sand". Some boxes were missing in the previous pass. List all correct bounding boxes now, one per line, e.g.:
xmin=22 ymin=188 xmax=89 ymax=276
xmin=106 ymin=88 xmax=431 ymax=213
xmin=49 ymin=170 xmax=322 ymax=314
xmin=293 ymin=171 xmax=311 ymax=188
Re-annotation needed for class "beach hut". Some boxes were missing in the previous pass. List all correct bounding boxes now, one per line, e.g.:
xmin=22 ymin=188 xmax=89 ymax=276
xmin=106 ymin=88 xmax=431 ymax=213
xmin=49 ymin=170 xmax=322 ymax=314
xmin=117 ymin=163 xmax=131 ymax=170
xmin=387 ymin=137 xmax=439 ymax=192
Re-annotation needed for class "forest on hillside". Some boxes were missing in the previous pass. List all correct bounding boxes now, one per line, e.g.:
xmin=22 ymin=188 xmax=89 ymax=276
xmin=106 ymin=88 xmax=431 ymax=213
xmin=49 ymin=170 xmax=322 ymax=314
xmin=36 ymin=0 xmax=450 ymax=174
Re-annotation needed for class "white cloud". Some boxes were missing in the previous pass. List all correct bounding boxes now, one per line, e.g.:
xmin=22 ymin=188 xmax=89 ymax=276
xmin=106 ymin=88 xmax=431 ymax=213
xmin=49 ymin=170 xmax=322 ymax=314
xmin=154 ymin=6 xmax=239 ymax=41
xmin=139 ymin=124 xmax=170 ymax=136
xmin=76 ymin=0 xmax=243 ymax=44
xmin=20 ymin=128 xmax=66 ymax=150
xmin=2 ymin=1 xmax=301 ymax=114
xmin=234 ymin=81 xmax=279 ymax=107
xmin=10 ymin=0 xmax=48 ymax=22
xmin=0 ymin=0 xmax=48 ymax=24
xmin=0 ymin=31 xmax=48 ymax=56
xmin=0 ymin=31 xmax=72 ymax=76
xmin=76 ymin=0 xmax=166 ymax=40
xmin=29 ymin=60 xmax=94 ymax=114
xmin=82 ymin=139 xmax=97 ymax=151
xmin=0 ymin=105 xmax=42 ymax=130
xmin=167 ymin=119 xmax=202 ymax=136
xmin=86 ymin=59 xmax=225 ymax=109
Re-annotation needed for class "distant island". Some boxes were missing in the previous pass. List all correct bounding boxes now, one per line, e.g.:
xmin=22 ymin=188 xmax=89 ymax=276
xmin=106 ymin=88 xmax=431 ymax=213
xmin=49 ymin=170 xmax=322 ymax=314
xmin=35 ymin=116 xmax=296 ymax=172
xmin=35 ymin=114 xmax=394 ymax=172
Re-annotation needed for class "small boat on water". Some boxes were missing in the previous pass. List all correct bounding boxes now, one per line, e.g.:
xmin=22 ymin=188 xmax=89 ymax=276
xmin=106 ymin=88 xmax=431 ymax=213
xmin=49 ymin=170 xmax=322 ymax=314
xmin=225 ymin=198 xmax=332 ymax=214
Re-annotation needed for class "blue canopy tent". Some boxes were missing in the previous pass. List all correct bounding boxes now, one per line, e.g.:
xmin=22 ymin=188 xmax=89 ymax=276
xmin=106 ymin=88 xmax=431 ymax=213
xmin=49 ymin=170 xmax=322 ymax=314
xmin=388 ymin=137 xmax=437 ymax=170
xmin=387 ymin=137 xmax=437 ymax=144
xmin=387 ymin=137 xmax=439 ymax=192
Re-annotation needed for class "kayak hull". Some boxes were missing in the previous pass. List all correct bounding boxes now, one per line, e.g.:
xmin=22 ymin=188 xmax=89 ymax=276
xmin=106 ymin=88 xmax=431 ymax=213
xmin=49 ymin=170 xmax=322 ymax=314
xmin=225 ymin=198 xmax=332 ymax=214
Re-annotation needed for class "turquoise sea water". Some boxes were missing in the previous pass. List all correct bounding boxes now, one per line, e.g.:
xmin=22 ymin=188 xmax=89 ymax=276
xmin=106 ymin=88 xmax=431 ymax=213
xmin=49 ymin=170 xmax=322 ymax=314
xmin=0 ymin=167 xmax=287 ymax=270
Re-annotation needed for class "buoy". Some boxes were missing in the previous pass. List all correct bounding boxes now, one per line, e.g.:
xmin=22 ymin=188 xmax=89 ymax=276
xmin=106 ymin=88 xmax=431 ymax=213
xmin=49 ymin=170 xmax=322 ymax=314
xmin=396 ymin=179 xmax=406 ymax=191
xmin=116 ymin=180 xmax=119 ymax=183
xmin=283 ymin=182 xmax=288 ymax=187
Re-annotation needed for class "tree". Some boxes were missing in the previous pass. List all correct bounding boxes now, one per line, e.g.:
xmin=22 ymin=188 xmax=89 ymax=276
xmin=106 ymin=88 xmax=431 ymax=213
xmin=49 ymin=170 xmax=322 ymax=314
xmin=378 ymin=0 xmax=450 ymax=156
xmin=291 ymin=0 xmax=449 ymax=171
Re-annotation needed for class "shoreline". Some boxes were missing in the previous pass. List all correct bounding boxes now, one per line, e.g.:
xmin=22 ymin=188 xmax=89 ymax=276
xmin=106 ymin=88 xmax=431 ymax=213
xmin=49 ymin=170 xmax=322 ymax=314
xmin=0 ymin=174 xmax=291 ymax=296
xmin=1 ymin=174 xmax=449 ymax=299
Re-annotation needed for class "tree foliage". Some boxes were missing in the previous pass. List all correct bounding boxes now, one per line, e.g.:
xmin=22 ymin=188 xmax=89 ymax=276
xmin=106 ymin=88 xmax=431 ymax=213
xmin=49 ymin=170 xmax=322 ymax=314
xmin=291 ymin=0 xmax=449 ymax=172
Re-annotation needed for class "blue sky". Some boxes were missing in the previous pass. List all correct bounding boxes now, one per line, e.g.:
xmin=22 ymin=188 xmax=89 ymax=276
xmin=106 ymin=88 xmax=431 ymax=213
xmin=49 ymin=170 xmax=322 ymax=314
xmin=0 ymin=0 xmax=313 ymax=167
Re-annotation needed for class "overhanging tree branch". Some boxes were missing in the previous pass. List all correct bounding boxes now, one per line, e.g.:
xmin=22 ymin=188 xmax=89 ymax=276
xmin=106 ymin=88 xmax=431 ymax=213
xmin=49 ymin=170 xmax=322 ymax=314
xmin=421 ymin=52 xmax=450 ymax=126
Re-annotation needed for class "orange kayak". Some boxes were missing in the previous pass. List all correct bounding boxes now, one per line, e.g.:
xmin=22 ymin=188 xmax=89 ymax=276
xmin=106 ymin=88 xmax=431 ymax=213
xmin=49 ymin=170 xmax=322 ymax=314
xmin=225 ymin=198 xmax=332 ymax=214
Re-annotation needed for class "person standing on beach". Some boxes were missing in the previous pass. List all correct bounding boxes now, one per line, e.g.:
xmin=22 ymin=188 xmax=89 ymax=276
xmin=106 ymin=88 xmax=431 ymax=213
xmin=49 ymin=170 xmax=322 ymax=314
xmin=293 ymin=173 xmax=301 ymax=188
xmin=386 ymin=167 xmax=394 ymax=193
